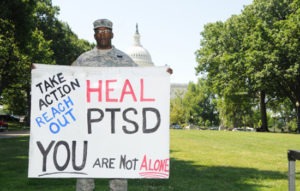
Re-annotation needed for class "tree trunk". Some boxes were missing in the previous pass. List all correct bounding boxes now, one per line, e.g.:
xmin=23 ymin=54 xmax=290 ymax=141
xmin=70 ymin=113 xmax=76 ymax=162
xmin=296 ymin=105 xmax=300 ymax=133
xmin=259 ymin=90 xmax=268 ymax=132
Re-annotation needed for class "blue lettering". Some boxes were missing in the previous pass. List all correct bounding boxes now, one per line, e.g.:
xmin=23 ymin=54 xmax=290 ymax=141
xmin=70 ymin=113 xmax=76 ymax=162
xmin=58 ymin=115 xmax=70 ymax=127
xmin=65 ymin=108 xmax=76 ymax=122
xmin=51 ymin=107 xmax=61 ymax=118
xmin=49 ymin=122 xmax=60 ymax=134
xmin=35 ymin=117 xmax=45 ymax=127
xmin=42 ymin=112 xmax=53 ymax=123
xmin=57 ymin=102 xmax=65 ymax=112
xmin=36 ymin=96 xmax=76 ymax=133
xmin=64 ymin=96 xmax=74 ymax=108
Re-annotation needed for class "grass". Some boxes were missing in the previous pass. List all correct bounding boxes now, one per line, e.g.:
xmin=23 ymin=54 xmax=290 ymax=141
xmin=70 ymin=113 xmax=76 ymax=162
xmin=1 ymin=130 xmax=300 ymax=190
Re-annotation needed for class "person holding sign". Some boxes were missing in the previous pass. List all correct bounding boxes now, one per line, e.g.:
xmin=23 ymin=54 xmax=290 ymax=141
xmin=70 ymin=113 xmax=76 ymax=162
xmin=72 ymin=18 xmax=172 ymax=191
xmin=72 ymin=19 xmax=136 ymax=67
xmin=72 ymin=18 xmax=136 ymax=191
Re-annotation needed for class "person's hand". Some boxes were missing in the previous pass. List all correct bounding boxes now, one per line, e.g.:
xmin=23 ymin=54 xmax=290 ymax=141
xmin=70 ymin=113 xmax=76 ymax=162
xmin=166 ymin=67 xmax=173 ymax=75
xmin=31 ymin=64 xmax=36 ymax=70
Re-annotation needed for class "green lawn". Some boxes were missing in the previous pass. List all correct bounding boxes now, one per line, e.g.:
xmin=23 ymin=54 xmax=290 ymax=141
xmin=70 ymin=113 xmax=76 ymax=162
xmin=0 ymin=130 xmax=300 ymax=190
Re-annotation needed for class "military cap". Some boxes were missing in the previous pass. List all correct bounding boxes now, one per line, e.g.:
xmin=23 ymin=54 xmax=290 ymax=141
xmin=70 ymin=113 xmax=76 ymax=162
xmin=93 ymin=19 xmax=113 ymax=29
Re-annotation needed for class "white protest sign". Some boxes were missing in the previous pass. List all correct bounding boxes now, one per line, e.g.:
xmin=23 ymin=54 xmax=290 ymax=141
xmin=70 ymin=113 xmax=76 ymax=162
xmin=28 ymin=64 xmax=170 ymax=179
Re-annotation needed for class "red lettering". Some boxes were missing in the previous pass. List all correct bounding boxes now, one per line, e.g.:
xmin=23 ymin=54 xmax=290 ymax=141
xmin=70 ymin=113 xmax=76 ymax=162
xmin=164 ymin=159 xmax=169 ymax=172
xmin=139 ymin=155 xmax=169 ymax=173
xmin=140 ymin=155 xmax=148 ymax=171
xmin=86 ymin=80 xmax=102 ymax=103
xmin=154 ymin=160 xmax=160 ymax=171
xmin=120 ymin=79 xmax=137 ymax=102
xmin=86 ymin=79 xmax=156 ymax=103
xmin=106 ymin=80 xmax=118 ymax=102
xmin=148 ymin=159 xmax=154 ymax=171
xmin=140 ymin=79 xmax=155 ymax=102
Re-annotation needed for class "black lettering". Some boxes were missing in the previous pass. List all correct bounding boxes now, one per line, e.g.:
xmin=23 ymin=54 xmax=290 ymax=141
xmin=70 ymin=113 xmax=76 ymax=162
xmin=70 ymin=78 xmax=80 ymax=89
xmin=49 ymin=74 xmax=60 ymax=87
xmin=72 ymin=141 xmax=87 ymax=171
xmin=108 ymin=158 xmax=115 ymax=169
xmin=87 ymin=108 xmax=104 ymax=134
xmin=93 ymin=158 xmax=101 ymax=168
xmin=63 ymin=84 xmax=71 ymax=94
xmin=143 ymin=107 xmax=161 ymax=133
xmin=49 ymin=89 xmax=59 ymax=101
xmin=36 ymin=82 xmax=43 ymax=93
xmin=45 ymin=94 xmax=53 ymax=105
xmin=53 ymin=141 xmax=70 ymax=171
xmin=93 ymin=157 xmax=115 ymax=169
xmin=57 ymin=72 xmax=66 ymax=83
xmin=119 ymin=155 xmax=127 ymax=169
xmin=39 ymin=98 xmax=48 ymax=110
xmin=56 ymin=86 xmax=66 ymax=98
xmin=44 ymin=80 xmax=53 ymax=92
xmin=119 ymin=155 xmax=138 ymax=170
xmin=105 ymin=108 xmax=121 ymax=134
xmin=122 ymin=108 xmax=138 ymax=134
xmin=37 ymin=141 xmax=55 ymax=172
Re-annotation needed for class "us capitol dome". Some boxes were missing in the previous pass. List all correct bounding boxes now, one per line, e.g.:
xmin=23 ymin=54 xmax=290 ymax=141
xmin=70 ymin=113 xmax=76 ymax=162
xmin=126 ymin=24 xmax=188 ymax=99
xmin=126 ymin=24 xmax=154 ymax=67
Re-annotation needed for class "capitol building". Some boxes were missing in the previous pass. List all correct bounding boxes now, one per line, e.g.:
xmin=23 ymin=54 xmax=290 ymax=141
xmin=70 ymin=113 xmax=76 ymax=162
xmin=126 ymin=24 xmax=154 ymax=67
xmin=126 ymin=24 xmax=187 ymax=98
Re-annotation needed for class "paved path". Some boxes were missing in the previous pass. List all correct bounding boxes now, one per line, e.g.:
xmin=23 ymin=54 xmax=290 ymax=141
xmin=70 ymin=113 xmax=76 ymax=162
xmin=0 ymin=130 xmax=30 ymax=138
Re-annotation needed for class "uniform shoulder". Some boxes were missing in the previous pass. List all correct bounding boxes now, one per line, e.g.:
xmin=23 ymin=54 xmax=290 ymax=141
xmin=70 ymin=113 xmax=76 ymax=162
xmin=78 ymin=48 xmax=96 ymax=58
xmin=112 ymin=47 xmax=129 ymax=56
xmin=72 ymin=48 xmax=96 ymax=66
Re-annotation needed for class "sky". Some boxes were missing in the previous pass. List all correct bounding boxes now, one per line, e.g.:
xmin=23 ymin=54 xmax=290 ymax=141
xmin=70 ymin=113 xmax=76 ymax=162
xmin=52 ymin=0 xmax=253 ymax=84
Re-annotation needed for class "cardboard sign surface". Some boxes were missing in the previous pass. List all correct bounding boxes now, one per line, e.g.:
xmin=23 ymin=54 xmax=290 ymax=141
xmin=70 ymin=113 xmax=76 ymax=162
xmin=28 ymin=64 xmax=170 ymax=178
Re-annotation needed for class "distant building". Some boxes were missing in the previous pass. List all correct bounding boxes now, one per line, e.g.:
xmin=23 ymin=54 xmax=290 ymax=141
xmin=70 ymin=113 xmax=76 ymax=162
xmin=170 ymin=84 xmax=188 ymax=99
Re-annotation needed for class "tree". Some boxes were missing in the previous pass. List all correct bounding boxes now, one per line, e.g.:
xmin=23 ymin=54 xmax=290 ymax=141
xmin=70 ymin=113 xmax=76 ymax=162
xmin=0 ymin=0 xmax=92 ymax=115
xmin=0 ymin=19 xmax=21 ymax=96
xmin=33 ymin=0 xmax=92 ymax=65
xmin=170 ymin=79 xmax=219 ymax=128
xmin=195 ymin=0 xmax=300 ymax=131
xmin=170 ymin=95 xmax=186 ymax=126
xmin=0 ymin=0 xmax=36 ymax=50
xmin=195 ymin=16 xmax=256 ymax=129
xmin=243 ymin=0 xmax=300 ymax=131
xmin=182 ymin=79 xmax=218 ymax=127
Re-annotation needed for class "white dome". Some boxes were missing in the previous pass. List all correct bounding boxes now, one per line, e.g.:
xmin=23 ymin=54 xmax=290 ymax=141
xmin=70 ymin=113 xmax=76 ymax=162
xmin=127 ymin=24 xmax=154 ymax=67
xmin=127 ymin=46 xmax=154 ymax=66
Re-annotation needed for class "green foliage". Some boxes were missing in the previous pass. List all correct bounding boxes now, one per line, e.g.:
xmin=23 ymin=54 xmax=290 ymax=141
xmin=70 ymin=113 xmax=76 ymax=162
xmin=195 ymin=0 xmax=300 ymax=129
xmin=0 ymin=0 xmax=92 ymax=115
xmin=0 ymin=19 xmax=20 ymax=94
xmin=2 ymin=87 xmax=27 ymax=115
xmin=170 ymin=98 xmax=186 ymax=126
xmin=26 ymin=28 xmax=54 ymax=64
xmin=32 ymin=0 xmax=93 ymax=65
xmin=0 ymin=0 xmax=36 ymax=50
xmin=170 ymin=79 xmax=219 ymax=127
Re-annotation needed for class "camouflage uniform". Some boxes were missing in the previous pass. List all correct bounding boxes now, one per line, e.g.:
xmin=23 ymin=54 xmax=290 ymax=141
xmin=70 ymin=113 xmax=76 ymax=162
xmin=73 ymin=46 xmax=136 ymax=191
xmin=72 ymin=46 xmax=137 ymax=67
